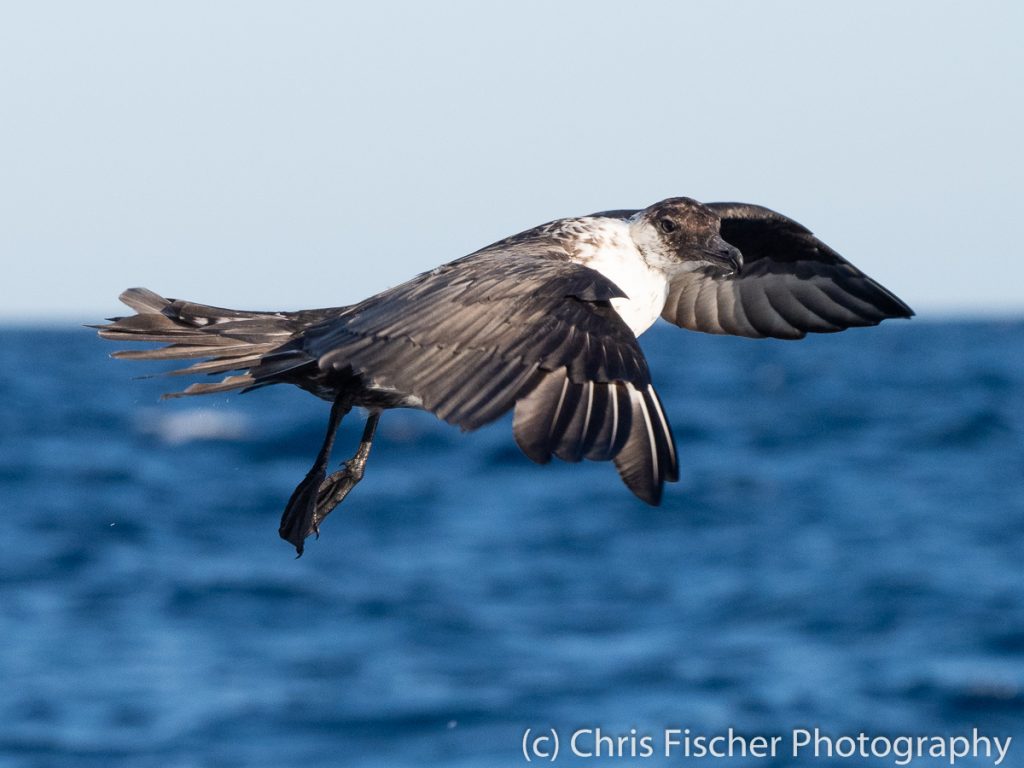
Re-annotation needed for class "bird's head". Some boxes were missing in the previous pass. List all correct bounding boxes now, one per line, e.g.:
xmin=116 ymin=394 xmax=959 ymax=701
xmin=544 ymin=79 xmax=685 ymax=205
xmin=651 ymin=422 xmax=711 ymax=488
xmin=629 ymin=197 xmax=742 ymax=275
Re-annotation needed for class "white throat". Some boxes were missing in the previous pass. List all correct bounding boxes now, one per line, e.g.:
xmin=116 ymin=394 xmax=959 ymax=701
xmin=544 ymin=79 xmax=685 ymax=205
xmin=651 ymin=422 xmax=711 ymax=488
xmin=568 ymin=217 xmax=669 ymax=336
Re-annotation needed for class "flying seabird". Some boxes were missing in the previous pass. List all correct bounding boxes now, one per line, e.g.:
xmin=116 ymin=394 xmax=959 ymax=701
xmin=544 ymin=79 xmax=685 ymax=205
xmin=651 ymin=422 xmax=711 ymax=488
xmin=97 ymin=197 xmax=913 ymax=554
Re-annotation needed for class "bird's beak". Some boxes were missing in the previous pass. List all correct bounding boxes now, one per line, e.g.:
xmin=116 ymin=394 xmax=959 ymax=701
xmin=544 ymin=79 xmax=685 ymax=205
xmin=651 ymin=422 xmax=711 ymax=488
xmin=703 ymin=236 xmax=743 ymax=276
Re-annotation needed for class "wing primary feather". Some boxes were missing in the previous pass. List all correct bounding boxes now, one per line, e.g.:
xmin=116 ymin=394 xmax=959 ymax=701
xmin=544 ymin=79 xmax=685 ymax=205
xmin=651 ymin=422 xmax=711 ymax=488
xmin=580 ymin=381 xmax=595 ymax=450
xmin=636 ymin=386 xmax=659 ymax=488
xmin=552 ymin=381 xmax=585 ymax=462
xmin=611 ymin=383 xmax=662 ymax=505
xmin=645 ymin=384 xmax=679 ymax=483
xmin=581 ymin=383 xmax=612 ymax=459
xmin=513 ymin=370 xmax=570 ymax=464
xmin=547 ymin=374 xmax=571 ymax=443
xmin=610 ymin=383 xmax=620 ymax=451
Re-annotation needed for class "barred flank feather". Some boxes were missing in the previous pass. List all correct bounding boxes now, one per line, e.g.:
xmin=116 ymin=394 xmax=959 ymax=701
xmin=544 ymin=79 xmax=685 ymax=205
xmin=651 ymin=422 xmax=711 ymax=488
xmin=94 ymin=288 xmax=336 ymax=397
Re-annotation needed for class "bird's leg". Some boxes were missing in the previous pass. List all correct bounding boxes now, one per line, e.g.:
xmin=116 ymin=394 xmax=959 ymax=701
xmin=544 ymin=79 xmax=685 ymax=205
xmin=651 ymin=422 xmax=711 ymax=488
xmin=279 ymin=395 xmax=352 ymax=556
xmin=314 ymin=409 xmax=381 ymax=526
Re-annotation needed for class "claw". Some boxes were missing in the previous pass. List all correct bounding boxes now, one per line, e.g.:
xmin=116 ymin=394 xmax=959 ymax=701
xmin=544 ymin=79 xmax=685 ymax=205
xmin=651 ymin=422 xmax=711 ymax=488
xmin=279 ymin=406 xmax=381 ymax=555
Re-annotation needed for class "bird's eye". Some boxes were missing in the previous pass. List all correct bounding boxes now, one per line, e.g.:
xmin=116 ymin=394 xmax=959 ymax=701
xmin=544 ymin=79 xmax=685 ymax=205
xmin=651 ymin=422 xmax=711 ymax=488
xmin=658 ymin=217 xmax=677 ymax=234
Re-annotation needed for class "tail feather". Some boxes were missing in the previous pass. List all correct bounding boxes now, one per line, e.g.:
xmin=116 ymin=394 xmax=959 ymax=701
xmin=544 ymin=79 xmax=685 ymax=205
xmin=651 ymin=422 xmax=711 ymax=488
xmin=168 ymin=374 xmax=258 ymax=398
xmin=165 ymin=353 xmax=274 ymax=377
xmin=95 ymin=287 xmax=335 ymax=397
xmin=111 ymin=342 xmax=268 ymax=361
xmin=118 ymin=287 xmax=169 ymax=314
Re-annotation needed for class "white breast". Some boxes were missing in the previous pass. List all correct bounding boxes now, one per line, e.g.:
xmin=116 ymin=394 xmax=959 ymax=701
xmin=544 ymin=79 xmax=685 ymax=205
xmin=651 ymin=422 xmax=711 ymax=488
xmin=568 ymin=218 xmax=669 ymax=336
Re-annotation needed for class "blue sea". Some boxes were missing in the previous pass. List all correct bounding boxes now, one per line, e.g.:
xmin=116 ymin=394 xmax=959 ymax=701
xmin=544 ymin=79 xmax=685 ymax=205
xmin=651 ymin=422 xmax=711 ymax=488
xmin=1 ymin=320 xmax=1022 ymax=767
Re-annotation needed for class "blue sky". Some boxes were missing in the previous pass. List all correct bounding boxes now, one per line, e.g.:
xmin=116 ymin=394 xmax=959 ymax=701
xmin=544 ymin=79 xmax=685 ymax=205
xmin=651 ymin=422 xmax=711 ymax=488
xmin=1 ymin=1 xmax=1021 ymax=321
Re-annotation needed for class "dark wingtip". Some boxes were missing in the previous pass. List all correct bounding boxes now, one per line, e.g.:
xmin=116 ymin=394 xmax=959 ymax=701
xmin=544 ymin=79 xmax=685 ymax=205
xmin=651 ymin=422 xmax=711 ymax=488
xmin=621 ymin=474 xmax=663 ymax=505
xmin=636 ymin=484 xmax=663 ymax=507
xmin=880 ymin=291 xmax=915 ymax=320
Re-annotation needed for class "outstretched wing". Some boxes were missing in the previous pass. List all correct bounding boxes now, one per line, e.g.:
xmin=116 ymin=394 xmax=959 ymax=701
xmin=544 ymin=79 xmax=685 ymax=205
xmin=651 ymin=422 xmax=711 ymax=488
xmin=669 ymin=203 xmax=914 ymax=339
xmin=592 ymin=203 xmax=914 ymax=339
xmin=286 ymin=237 xmax=678 ymax=503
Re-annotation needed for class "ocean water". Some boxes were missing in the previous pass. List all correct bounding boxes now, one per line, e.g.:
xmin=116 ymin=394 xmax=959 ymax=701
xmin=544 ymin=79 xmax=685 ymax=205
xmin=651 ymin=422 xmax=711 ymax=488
xmin=1 ymin=320 xmax=1022 ymax=767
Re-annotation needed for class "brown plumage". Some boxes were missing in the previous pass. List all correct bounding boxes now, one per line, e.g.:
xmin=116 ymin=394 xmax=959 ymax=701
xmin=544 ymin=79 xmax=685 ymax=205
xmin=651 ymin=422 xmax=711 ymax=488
xmin=97 ymin=197 xmax=912 ymax=554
